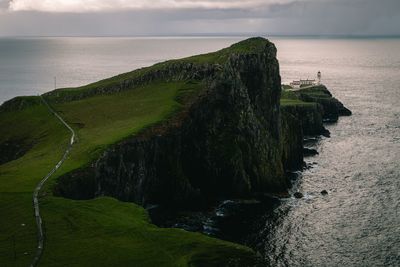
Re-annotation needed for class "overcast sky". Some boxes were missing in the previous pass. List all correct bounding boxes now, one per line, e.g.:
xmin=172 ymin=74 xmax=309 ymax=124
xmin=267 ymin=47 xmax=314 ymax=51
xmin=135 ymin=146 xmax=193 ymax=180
xmin=0 ymin=0 xmax=399 ymax=36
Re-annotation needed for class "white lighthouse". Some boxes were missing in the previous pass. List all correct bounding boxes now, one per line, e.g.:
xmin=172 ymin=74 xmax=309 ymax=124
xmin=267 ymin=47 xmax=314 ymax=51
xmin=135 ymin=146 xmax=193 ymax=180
xmin=317 ymin=71 xmax=321 ymax=85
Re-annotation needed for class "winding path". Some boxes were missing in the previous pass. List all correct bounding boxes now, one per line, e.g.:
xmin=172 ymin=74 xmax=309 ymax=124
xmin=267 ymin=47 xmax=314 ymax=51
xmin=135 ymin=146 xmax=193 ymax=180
xmin=30 ymin=96 xmax=75 ymax=267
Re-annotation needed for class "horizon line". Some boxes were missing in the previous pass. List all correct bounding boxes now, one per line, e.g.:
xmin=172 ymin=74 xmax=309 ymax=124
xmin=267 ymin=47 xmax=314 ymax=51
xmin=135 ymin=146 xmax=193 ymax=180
xmin=1 ymin=33 xmax=400 ymax=39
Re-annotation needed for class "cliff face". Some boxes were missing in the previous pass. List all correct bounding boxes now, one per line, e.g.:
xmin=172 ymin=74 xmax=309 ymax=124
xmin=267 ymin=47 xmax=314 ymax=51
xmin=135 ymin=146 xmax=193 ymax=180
xmin=297 ymin=85 xmax=352 ymax=122
xmin=282 ymin=104 xmax=328 ymax=136
xmin=56 ymin=38 xmax=290 ymax=207
xmin=280 ymin=110 xmax=304 ymax=171
xmin=54 ymin=38 xmax=351 ymax=209
xmin=95 ymin=42 xmax=288 ymax=207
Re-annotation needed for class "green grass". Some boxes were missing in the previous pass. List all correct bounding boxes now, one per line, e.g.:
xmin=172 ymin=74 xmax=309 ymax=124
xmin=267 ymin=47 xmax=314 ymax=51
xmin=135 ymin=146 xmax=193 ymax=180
xmin=0 ymin=193 xmax=38 ymax=266
xmin=180 ymin=36 xmax=271 ymax=64
xmin=0 ymin=80 xmax=256 ymax=266
xmin=281 ymin=84 xmax=293 ymax=90
xmin=0 ymin=102 xmax=69 ymax=192
xmin=45 ymin=81 xmax=197 ymax=186
xmin=280 ymin=89 xmax=316 ymax=107
xmin=0 ymin=38 xmax=274 ymax=266
xmin=40 ymin=197 xmax=255 ymax=267
xmin=296 ymin=85 xmax=332 ymax=98
xmin=0 ymin=101 xmax=69 ymax=266
xmin=280 ymin=99 xmax=316 ymax=107
xmin=45 ymin=37 xmax=272 ymax=103
xmin=281 ymin=89 xmax=298 ymax=100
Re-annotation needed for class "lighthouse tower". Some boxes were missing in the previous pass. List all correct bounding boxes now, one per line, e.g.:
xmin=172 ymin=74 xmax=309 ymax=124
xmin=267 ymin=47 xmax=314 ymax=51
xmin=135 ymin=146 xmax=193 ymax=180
xmin=317 ymin=71 xmax=321 ymax=85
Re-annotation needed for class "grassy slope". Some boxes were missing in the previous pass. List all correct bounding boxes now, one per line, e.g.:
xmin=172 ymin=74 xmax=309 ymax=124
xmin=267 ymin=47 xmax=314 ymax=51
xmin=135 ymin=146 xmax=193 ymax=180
xmin=296 ymin=85 xmax=332 ymax=98
xmin=41 ymin=197 xmax=254 ymax=267
xmin=0 ymin=102 xmax=69 ymax=266
xmin=0 ymin=80 xmax=256 ymax=266
xmin=45 ymin=81 xmax=193 ymax=187
xmin=280 ymin=89 xmax=316 ymax=107
xmin=0 ymin=38 xmax=273 ymax=266
xmin=45 ymin=37 xmax=269 ymax=102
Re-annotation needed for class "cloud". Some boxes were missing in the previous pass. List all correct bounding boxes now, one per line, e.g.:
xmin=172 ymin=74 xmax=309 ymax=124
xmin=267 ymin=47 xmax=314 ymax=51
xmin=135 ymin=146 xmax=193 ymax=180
xmin=0 ymin=0 xmax=399 ymax=36
xmin=8 ymin=0 xmax=290 ymax=12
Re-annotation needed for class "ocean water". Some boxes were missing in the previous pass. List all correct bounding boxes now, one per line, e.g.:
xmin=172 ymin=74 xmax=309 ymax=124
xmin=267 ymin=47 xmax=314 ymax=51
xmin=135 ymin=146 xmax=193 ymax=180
xmin=1 ymin=37 xmax=399 ymax=266
xmin=259 ymin=38 xmax=400 ymax=267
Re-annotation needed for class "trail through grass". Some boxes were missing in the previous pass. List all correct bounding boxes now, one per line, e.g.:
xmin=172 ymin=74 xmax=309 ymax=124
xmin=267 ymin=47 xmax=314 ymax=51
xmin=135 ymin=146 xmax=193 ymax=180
xmin=0 ymin=81 xmax=256 ymax=266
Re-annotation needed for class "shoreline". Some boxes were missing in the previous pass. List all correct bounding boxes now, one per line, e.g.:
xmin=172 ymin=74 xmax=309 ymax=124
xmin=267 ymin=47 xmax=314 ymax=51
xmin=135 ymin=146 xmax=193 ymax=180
xmin=148 ymin=85 xmax=351 ymax=256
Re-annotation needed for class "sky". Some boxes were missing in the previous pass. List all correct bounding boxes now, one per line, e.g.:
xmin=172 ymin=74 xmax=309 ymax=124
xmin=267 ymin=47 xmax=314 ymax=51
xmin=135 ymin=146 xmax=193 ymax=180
xmin=0 ymin=0 xmax=399 ymax=36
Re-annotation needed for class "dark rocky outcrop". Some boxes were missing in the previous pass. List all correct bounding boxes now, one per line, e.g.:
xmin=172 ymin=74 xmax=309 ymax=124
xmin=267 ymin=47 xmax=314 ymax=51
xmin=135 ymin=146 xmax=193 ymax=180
xmin=0 ymin=138 xmax=33 ymax=165
xmin=281 ymin=103 xmax=329 ymax=137
xmin=297 ymin=85 xmax=352 ymax=122
xmin=54 ymin=38 xmax=351 ymax=210
xmin=294 ymin=192 xmax=303 ymax=199
xmin=55 ymin=38 xmax=289 ymax=208
xmin=303 ymin=148 xmax=319 ymax=157
xmin=280 ymin=110 xmax=304 ymax=171
xmin=53 ymin=167 xmax=96 ymax=199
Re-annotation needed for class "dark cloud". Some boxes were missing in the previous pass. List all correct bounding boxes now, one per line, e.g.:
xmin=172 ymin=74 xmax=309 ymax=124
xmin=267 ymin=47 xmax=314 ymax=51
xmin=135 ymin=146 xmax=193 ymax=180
xmin=0 ymin=0 xmax=399 ymax=36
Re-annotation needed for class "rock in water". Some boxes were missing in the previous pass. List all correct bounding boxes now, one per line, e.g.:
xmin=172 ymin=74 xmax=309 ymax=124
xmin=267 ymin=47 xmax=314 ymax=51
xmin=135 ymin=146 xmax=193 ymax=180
xmin=321 ymin=190 xmax=328 ymax=195
xmin=294 ymin=192 xmax=304 ymax=199
xmin=303 ymin=148 xmax=319 ymax=157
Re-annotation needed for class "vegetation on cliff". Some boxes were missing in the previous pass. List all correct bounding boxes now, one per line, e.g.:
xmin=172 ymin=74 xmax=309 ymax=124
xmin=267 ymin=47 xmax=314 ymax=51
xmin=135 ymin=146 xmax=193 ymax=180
xmin=0 ymin=37 xmax=350 ymax=266
xmin=0 ymin=83 xmax=258 ymax=266
xmin=280 ymin=85 xmax=351 ymax=136
xmin=1 ymin=38 xmax=277 ymax=266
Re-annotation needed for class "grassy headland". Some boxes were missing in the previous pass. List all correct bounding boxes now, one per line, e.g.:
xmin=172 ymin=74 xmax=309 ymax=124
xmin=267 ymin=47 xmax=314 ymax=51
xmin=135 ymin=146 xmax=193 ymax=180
xmin=0 ymin=36 xmax=350 ymax=266
xmin=0 ymin=81 xmax=256 ymax=266
xmin=0 ymin=39 xmax=271 ymax=266
xmin=280 ymin=87 xmax=317 ymax=107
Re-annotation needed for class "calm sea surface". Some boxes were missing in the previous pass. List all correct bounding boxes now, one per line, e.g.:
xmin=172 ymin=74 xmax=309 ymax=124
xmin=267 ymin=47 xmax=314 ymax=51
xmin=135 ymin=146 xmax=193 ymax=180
xmin=1 ymin=37 xmax=399 ymax=266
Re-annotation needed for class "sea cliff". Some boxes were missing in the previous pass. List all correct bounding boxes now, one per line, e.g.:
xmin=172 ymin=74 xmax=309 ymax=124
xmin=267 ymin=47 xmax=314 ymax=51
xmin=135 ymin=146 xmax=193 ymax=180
xmin=54 ymin=38 xmax=288 ymax=207
xmin=53 ymin=38 xmax=351 ymax=210
xmin=0 ymin=37 xmax=351 ymax=266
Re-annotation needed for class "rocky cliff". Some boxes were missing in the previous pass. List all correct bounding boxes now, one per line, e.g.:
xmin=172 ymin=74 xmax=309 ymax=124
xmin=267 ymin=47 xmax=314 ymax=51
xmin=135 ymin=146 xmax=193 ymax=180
xmin=55 ymin=38 xmax=290 ymax=207
xmin=297 ymin=85 xmax=352 ymax=122
xmin=280 ymin=110 xmax=304 ymax=171
xmin=54 ymin=38 xmax=351 ymax=209
xmin=281 ymin=103 xmax=328 ymax=137
xmin=279 ymin=84 xmax=352 ymax=170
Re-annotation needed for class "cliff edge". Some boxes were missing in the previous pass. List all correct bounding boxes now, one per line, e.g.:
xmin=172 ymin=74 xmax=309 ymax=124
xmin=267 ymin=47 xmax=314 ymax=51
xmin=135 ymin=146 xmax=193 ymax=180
xmin=0 ymin=37 xmax=352 ymax=266
xmin=55 ymin=37 xmax=290 ymax=208
xmin=53 ymin=38 xmax=351 ymax=209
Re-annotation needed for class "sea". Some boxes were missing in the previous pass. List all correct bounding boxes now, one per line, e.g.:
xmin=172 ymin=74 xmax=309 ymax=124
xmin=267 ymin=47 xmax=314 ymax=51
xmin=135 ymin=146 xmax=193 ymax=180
xmin=0 ymin=36 xmax=399 ymax=266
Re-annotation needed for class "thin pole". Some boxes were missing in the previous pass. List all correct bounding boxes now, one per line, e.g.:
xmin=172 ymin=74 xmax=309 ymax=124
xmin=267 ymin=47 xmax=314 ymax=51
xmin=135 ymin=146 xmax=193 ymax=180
xmin=54 ymin=76 xmax=57 ymax=90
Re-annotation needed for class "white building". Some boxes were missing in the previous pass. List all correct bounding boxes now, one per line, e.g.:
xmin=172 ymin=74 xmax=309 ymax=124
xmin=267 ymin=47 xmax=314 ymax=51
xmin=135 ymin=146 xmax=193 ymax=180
xmin=290 ymin=79 xmax=316 ymax=88
xmin=289 ymin=72 xmax=321 ymax=88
